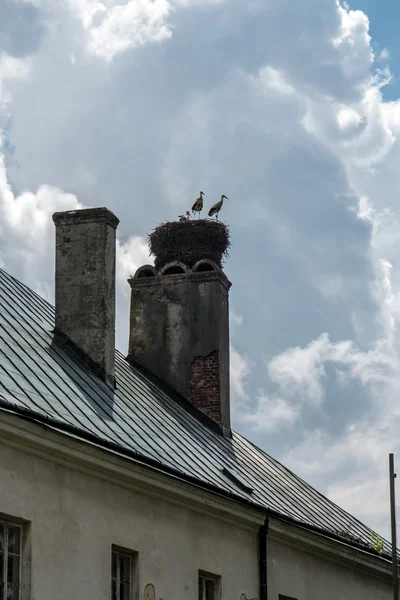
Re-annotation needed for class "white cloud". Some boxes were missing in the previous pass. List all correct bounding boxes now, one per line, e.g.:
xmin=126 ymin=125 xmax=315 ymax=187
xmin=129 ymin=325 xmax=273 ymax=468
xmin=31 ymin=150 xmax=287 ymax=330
xmin=258 ymin=66 xmax=295 ymax=96
xmin=243 ymin=393 xmax=300 ymax=433
xmin=333 ymin=3 xmax=373 ymax=80
xmin=230 ymin=345 xmax=300 ymax=434
xmin=17 ymin=0 xmax=172 ymax=61
xmin=68 ymin=0 xmax=107 ymax=29
xmin=377 ymin=48 xmax=390 ymax=62
xmin=267 ymin=332 xmax=396 ymax=406
xmin=337 ymin=106 xmax=362 ymax=131
xmin=0 ymin=53 xmax=30 ymax=110
xmin=116 ymin=235 xmax=152 ymax=293
xmin=314 ymin=273 xmax=345 ymax=299
xmin=0 ymin=53 xmax=30 ymax=81
xmin=230 ymin=310 xmax=243 ymax=328
xmin=230 ymin=346 xmax=250 ymax=404
xmin=0 ymin=145 xmax=82 ymax=297
xmin=70 ymin=0 xmax=172 ymax=60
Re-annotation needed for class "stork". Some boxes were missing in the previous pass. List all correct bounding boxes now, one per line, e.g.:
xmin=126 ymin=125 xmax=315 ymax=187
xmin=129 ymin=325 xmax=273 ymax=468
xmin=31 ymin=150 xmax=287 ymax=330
xmin=192 ymin=191 xmax=205 ymax=218
xmin=178 ymin=211 xmax=190 ymax=221
xmin=208 ymin=194 xmax=228 ymax=220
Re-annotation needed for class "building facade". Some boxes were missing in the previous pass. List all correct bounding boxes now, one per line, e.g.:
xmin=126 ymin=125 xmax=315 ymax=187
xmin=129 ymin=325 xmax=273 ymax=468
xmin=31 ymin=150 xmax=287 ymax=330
xmin=0 ymin=207 xmax=396 ymax=600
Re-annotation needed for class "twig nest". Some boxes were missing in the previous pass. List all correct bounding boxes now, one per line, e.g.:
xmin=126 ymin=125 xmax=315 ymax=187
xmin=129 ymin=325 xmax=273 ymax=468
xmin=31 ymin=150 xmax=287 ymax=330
xmin=148 ymin=219 xmax=230 ymax=269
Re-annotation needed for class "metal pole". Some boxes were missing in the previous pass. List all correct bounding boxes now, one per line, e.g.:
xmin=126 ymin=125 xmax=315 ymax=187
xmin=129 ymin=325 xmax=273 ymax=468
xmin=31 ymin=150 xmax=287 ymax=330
xmin=390 ymin=453 xmax=398 ymax=600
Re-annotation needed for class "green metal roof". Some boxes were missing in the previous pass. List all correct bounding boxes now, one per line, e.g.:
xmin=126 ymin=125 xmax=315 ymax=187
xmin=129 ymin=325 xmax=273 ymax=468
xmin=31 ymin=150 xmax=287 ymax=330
xmin=0 ymin=268 xmax=391 ymax=557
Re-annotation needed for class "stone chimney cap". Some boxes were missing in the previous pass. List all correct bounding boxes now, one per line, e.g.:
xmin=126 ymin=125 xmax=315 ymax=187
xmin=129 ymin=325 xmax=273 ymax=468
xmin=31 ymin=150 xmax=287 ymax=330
xmin=53 ymin=207 xmax=119 ymax=229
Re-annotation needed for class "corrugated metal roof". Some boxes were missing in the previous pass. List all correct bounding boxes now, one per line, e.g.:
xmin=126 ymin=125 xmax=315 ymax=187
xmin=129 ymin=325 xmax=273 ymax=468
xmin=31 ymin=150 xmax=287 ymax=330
xmin=0 ymin=268 xmax=391 ymax=556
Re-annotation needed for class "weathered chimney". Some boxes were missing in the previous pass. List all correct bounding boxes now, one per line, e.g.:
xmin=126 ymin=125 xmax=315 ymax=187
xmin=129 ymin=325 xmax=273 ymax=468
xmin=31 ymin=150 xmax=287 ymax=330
xmin=128 ymin=220 xmax=231 ymax=430
xmin=52 ymin=207 xmax=119 ymax=387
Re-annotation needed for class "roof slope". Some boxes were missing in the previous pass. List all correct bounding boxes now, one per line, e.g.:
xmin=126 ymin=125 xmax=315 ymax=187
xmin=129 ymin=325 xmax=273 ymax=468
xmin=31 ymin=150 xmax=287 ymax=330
xmin=0 ymin=268 xmax=390 ymax=556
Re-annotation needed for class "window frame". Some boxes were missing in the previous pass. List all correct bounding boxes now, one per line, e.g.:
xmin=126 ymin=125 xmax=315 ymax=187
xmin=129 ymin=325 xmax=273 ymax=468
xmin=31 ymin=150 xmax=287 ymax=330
xmin=111 ymin=545 xmax=138 ymax=600
xmin=0 ymin=519 xmax=23 ymax=600
xmin=198 ymin=570 xmax=221 ymax=600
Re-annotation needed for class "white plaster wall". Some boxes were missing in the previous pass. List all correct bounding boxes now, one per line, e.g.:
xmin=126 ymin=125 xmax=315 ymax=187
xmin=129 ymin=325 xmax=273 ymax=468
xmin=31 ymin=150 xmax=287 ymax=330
xmin=0 ymin=437 xmax=396 ymax=600
xmin=0 ymin=442 xmax=259 ymax=600
xmin=268 ymin=537 xmax=393 ymax=600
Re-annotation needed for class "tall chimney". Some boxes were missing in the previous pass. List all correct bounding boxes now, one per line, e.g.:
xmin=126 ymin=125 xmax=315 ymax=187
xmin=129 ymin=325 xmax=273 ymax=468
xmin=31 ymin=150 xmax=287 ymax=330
xmin=52 ymin=207 xmax=119 ymax=387
xmin=128 ymin=220 xmax=231 ymax=430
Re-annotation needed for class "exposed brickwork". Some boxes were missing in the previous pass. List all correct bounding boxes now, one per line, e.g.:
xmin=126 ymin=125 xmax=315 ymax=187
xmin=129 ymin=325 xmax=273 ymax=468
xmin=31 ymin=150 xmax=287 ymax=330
xmin=188 ymin=351 xmax=221 ymax=423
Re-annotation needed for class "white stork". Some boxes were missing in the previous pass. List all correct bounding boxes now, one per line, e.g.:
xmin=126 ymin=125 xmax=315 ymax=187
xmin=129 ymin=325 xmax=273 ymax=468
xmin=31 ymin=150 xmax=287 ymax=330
xmin=192 ymin=191 xmax=205 ymax=218
xmin=208 ymin=194 xmax=228 ymax=220
xmin=178 ymin=211 xmax=191 ymax=221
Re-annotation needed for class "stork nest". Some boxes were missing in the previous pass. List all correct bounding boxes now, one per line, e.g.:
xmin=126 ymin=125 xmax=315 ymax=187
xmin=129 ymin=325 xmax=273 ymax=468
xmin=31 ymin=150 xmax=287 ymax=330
xmin=148 ymin=219 xmax=230 ymax=269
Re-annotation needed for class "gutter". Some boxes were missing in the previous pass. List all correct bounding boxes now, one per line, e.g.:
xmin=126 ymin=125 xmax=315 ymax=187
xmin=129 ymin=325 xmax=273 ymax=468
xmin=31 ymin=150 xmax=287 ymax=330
xmin=265 ymin=510 xmax=394 ymax=563
xmin=258 ymin=517 xmax=269 ymax=600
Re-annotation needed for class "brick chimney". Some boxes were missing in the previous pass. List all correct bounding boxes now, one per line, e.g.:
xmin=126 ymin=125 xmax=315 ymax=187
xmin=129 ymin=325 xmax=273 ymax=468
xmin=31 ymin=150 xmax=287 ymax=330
xmin=128 ymin=220 xmax=231 ymax=430
xmin=52 ymin=207 xmax=119 ymax=387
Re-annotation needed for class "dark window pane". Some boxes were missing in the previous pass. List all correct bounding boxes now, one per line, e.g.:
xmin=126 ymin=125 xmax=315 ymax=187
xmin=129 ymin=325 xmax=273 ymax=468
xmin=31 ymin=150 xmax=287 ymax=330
xmin=7 ymin=528 xmax=20 ymax=556
xmin=111 ymin=579 xmax=117 ymax=600
xmin=0 ymin=553 xmax=4 ymax=585
xmin=120 ymin=556 xmax=131 ymax=583
xmin=0 ymin=523 xmax=4 ymax=554
xmin=198 ymin=578 xmax=203 ymax=600
xmin=120 ymin=581 xmax=130 ymax=600
xmin=112 ymin=552 xmax=118 ymax=578
xmin=205 ymin=579 xmax=215 ymax=600
xmin=7 ymin=556 xmax=20 ymax=586
xmin=6 ymin=583 xmax=20 ymax=600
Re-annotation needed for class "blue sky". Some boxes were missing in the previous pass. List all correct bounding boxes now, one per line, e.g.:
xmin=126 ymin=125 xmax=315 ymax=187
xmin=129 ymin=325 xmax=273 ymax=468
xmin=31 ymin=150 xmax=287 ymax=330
xmin=1 ymin=0 xmax=400 ymax=540
xmin=352 ymin=0 xmax=400 ymax=99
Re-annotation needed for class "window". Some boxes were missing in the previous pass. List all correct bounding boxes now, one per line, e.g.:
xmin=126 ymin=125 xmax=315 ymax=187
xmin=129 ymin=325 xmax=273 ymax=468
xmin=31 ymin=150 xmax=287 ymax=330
xmin=198 ymin=572 xmax=220 ymax=600
xmin=0 ymin=521 xmax=22 ymax=600
xmin=111 ymin=547 xmax=137 ymax=600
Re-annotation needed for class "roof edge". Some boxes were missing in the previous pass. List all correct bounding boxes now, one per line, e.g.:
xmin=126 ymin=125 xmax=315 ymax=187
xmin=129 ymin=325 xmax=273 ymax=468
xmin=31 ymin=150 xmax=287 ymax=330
xmin=0 ymin=394 xmax=238 ymax=502
xmin=267 ymin=510 xmax=395 ymax=564
xmin=268 ymin=516 xmax=395 ymax=578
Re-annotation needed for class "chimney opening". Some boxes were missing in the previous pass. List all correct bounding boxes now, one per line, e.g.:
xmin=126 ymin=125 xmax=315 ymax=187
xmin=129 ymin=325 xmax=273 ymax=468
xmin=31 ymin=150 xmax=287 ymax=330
xmin=160 ymin=261 xmax=188 ymax=276
xmin=162 ymin=265 xmax=186 ymax=275
xmin=137 ymin=269 xmax=156 ymax=278
xmin=192 ymin=259 xmax=218 ymax=273
xmin=133 ymin=265 xmax=158 ymax=279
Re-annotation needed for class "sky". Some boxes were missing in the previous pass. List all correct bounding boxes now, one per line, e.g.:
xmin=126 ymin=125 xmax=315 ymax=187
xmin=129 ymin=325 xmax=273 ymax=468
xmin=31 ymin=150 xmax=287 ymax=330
xmin=1 ymin=0 xmax=400 ymax=541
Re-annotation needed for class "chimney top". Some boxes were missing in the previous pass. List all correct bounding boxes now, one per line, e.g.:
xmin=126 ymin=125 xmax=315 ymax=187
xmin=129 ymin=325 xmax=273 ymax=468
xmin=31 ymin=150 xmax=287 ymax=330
xmin=53 ymin=207 xmax=119 ymax=229
xmin=148 ymin=219 xmax=230 ymax=269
